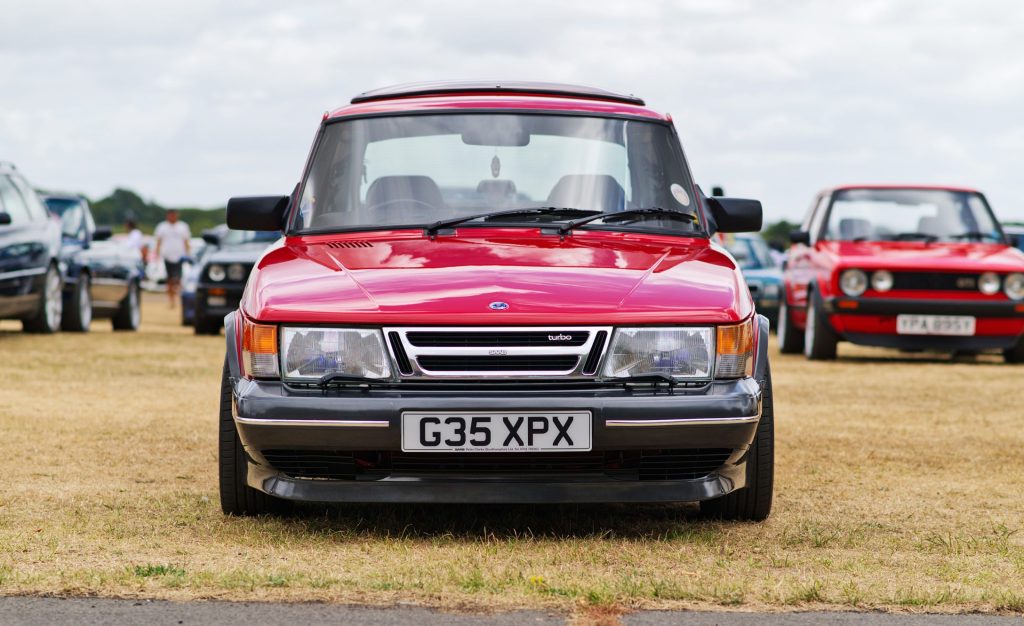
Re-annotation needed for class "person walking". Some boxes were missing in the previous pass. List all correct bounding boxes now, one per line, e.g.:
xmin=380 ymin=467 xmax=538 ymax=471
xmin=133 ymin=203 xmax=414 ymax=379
xmin=154 ymin=209 xmax=191 ymax=308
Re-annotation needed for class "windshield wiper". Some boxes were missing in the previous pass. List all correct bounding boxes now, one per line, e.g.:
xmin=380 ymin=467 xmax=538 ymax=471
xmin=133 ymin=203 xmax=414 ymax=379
xmin=949 ymin=231 xmax=996 ymax=241
xmin=557 ymin=207 xmax=699 ymax=236
xmin=424 ymin=207 xmax=599 ymax=237
xmin=890 ymin=232 xmax=939 ymax=243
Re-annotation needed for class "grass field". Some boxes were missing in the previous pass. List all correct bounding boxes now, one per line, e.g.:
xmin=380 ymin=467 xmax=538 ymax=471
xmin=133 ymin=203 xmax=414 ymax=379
xmin=1 ymin=295 xmax=1022 ymax=621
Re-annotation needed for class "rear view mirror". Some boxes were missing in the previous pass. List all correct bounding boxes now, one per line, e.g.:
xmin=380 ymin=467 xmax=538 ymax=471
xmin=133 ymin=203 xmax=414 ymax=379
xmin=706 ymin=197 xmax=762 ymax=233
xmin=226 ymin=196 xmax=289 ymax=231
xmin=92 ymin=226 xmax=113 ymax=241
xmin=0 ymin=212 xmax=10 ymax=226
xmin=789 ymin=230 xmax=811 ymax=245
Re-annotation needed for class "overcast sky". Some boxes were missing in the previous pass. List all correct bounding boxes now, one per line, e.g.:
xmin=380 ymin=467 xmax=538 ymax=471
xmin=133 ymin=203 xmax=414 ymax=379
xmin=2 ymin=0 xmax=1022 ymax=223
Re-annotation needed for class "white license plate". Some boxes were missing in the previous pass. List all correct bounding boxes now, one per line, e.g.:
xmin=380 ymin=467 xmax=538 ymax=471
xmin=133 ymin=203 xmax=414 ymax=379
xmin=401 ymin=411 xmax=592 ymax=452
xmin=896 ymin=314 xmax=975 ymax=336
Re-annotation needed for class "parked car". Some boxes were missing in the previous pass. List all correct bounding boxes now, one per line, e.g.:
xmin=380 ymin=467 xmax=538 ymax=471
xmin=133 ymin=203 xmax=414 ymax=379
xmin=724 ymin=233 xmax=782 ymax=327
xmin=42 ymin=194 xmax=143 ymax=332
xmin=0 ymin=162 xmax=64 ymax=333
xmin=193 ymin=227 xmax=279 ymax=335
xmin=217 ymin=81 xmax=773 ymax=520
xmin=181 ymin=231 xmax=220 ymax=326
xmin=1005 ymin=225 xmax=1024 ymax=253
xmin=780 ymin=185 xmax=1024 ymax=362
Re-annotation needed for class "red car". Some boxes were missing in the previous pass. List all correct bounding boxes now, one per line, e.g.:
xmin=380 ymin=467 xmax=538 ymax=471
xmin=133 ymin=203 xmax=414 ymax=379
xmin=779 ymin=185 xmax=1024 ymax=361
xmin=220 ymin=81 xmax=774 ymax=520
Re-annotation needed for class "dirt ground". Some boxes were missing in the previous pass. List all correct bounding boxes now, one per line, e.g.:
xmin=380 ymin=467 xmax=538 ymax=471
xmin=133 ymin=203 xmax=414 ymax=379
xmin=1 ymin=294 xmax=1022 ymax=616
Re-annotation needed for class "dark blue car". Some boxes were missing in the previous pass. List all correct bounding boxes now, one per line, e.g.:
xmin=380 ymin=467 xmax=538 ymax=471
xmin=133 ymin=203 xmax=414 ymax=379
xmin=725 ymin=232 xmax=782 ymax=328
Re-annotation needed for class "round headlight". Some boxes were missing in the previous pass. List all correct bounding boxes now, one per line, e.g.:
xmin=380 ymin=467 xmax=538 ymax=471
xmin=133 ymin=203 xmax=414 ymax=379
xmin=840 ymin=269 xmax=868 ymax=296
xmin=871 ymin=270 xmax=894 ymax=292
xmin=978 ymin=272 xmax=1001 ymax=295
xmin=1004 ymin=273 xmax=1024 ymax=300
xmin=227 ymin=263 xmax=246 ymax=282
xmin=207 ymin=264 xmax=226 ymax=282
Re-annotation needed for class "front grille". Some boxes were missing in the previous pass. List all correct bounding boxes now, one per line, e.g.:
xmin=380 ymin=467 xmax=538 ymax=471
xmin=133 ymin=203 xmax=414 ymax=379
xmin=406 ymin=331 xmax=589 ymax=347
xmin=261 ymin=449 xmax=733 ymax=481
xmin=890 ymin=272 xmax=980 ymax=291
xmin=417 ymin=355 xmax=579 ymax=371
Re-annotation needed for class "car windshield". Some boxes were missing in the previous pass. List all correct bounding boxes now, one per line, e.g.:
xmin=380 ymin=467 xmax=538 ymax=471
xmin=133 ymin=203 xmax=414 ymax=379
xmin=292 ymin=113 xmax=701 ymax=235
xmin=44 ymin=197 xmax=87 ymax=238
xmin=221 ymin=229 xmax=281 ymax=246
xmin=726 ymin=236 xmax=775 ymax=269
xmin=823 ymin=188 xmax=1003 ymax=243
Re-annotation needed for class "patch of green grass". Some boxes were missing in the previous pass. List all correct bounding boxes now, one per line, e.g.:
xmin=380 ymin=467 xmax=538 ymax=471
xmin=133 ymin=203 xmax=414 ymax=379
xmin=132 ymin=564 xmax=185 ymax=578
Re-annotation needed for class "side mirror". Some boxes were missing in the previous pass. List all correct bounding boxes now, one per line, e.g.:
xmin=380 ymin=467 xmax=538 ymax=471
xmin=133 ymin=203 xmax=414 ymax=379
xmin=0 ymin=212 xmax=10 ymax=226
xmin=226 ymin=195 xmax=289 ymax=231
xmin=92 ymin=226 xmax=113 ymax=242
xmin=711 ymin=186 xmax=725 ymax=197
xmin=789 ymin=230 xmax=811 ymax=246
xmin=706 ymin=197 xmax=762 ymax=233
xmin=202 ymin=231 xmax=221 ymax=246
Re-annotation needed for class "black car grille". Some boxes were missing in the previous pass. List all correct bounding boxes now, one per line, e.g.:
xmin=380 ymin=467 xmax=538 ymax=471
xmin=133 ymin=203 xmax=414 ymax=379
xmin=405 ymin=331 xmax=589 ymax=347
xmin=417 ymin=355 xmax=580 ymax=371
xmin=890 ymin=272 xmax=981 ymax=291
xmin=260 ymin=449 xmax=733 ymax=481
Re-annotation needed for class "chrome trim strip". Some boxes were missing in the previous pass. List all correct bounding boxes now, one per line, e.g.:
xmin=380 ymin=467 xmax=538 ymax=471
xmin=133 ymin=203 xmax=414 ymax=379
xmin=605 ymin=415 xmax=760 ymax=427
xmin=0 ymin=267 xmax=46 ymax=281
xmin=234 ymin=416 xmax=390 ymax=428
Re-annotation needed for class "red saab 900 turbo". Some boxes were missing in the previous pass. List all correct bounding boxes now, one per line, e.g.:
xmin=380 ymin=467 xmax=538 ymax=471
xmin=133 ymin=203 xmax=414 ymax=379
xmin=780 ymin=185 xmax=1024 ymax=361
xmin=219 ymin=82 xmax=773 ymax=519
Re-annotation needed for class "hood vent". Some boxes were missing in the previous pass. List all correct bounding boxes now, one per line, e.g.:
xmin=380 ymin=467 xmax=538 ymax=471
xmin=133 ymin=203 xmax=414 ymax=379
xmin=325 ymin=240 xmax=374 ymax=249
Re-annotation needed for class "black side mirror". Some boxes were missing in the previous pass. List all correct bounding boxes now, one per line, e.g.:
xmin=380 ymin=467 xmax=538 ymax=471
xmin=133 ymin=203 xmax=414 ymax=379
xmin=789 ymin=230 xmax=811 ymax=245
xmin=711 ymin=186 xmax=725 ymax=197
xmin=0 ymin=212 xmax=10 ymax=226
xmin=202 ymin=231 xmax=221 ymax=246
xmin=226 ymin=195 xmax=289 ymax=231
xmin=92 ymin=226 xmax=113 ymax=242
xmin=706 ymin=197 xmax=762 ymax=233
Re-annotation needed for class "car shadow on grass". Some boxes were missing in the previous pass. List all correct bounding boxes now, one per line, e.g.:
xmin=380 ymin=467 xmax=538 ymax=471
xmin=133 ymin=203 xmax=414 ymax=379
xmin=270 ymin=501 xmax=719 ymax=540
xmin=834 ymin=351 xmax=1005 ymax=365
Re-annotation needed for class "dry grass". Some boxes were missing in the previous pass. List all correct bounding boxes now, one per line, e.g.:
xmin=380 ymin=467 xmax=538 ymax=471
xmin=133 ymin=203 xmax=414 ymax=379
xmin=1 ymin=295 xmax=1023 ymax=617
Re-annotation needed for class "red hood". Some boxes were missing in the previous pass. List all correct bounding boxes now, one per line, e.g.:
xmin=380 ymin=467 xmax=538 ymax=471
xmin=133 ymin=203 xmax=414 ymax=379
xmin=243 ymin=229 xmax=752 ymax=325
xmin=819 ymin=241 xmax=1024 ymax=272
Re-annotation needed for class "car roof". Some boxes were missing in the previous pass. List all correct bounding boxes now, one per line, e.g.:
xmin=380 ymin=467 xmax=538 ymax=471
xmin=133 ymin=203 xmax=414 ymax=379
xmin=327 ymin=81 xmax=666 ymax=121
xmin=826 ymin=183 xmax=981 ymax=194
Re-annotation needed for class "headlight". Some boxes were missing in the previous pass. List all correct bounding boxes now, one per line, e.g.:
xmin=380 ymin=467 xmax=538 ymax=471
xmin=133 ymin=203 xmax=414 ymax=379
xmin=603 ymin=327 xmax=713 ymax=380
xmin=1004 ymin=273 xmax=1024 ymax=300
xmin=227 ymin=263 xmax=246 ymax=282
xmin=839 ymin=269 xmax=868 ymax=296
xmin=281 ymin=327 xmax=391 ymax=382
xmin=871 ymin=270 xmax=894 ymax=292
xmin=207 ymin=264 xmax=226 ymax=282
xmin=978 ymin=272 xmax=1001 ymax=295
xmin=715 ymin=318 xmax=755 ymax=378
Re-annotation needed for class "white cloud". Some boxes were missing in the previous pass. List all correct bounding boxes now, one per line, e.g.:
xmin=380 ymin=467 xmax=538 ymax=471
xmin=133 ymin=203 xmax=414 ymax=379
xmin=0 ymin=0 xmax=1022 ymax=222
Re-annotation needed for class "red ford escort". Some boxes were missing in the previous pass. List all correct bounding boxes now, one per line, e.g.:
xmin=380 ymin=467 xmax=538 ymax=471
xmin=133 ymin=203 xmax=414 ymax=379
xmin=780 ymin=185 xmax=1024 ymax=361
xmin=220 ymin=82 xmax=773 ymax=519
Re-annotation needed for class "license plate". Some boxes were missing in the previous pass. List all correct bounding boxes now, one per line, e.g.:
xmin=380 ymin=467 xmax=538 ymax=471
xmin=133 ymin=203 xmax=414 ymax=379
xmin=207 ymin=296 xmax=227 ymax=306
xmin=896 ymin=314 xmax=975 ymax=336
xmin=401 ymin=411 xmax=592 ymax=452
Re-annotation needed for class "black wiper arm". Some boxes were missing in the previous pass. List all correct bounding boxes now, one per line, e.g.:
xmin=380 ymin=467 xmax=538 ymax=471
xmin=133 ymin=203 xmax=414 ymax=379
xmin=424 ymin=207 xmax=599 ymax=237
xmin=891 ymin=232 xmax=939 ymax=242
xmin=318 ymin=373 xmax=386 ymax=387
xmin=949 ymin=231 xmax=995 ymax=241
xmin=612 ymin=372 xmax=678 ymax=386
xmin=557 ymin=207 xmax=698 ymax=236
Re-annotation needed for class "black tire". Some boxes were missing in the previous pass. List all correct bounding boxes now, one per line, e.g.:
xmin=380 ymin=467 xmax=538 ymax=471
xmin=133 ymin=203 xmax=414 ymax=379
xmin=803 ymin=288 xmax=838 ymax=360
xmin=23 ymin=264 xmax=63 ymax=334
xmin=702 ymin=366 xmax=775 ymax=521
xmin=777 ymin=295 xmax=804 ymax=354
xmin=195 ymin=315 xmax=222 ymax=335
xmin=219 ymin=360 xmax=291 ymax=516
xmin=61 ymin=272 xmax=92 ymax=332
xmin=1004 ymin=336 xmax=1024 ymax=364
xmin=112 ymin=280 xmax=141 ymax=331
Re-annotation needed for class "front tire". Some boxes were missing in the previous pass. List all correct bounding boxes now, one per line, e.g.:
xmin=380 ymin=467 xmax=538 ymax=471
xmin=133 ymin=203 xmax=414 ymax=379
xmin=112 ymin=280 xmax=141 ymax=331
xmin=23 ymin=264 xmax=63 ymax=334
xmin=1004 ymin=335 xmax=1024 ymax=364
xmin=702 ymin=367 xmax=774 ymax=521
xmin=777 ymin=296 xmax=804 ymax=354
xmin=804 ymin=289 xmax=838 ymax=360
xmin=219 ymin=360 xmax=291 ymax=516
xmin=62 ymin=273 xmax=92 ymax=332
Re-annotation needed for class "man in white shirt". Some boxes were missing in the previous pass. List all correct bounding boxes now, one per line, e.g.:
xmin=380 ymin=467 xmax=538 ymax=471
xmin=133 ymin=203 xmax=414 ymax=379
xmin=154 ymin=209 xmax=191 ymax=308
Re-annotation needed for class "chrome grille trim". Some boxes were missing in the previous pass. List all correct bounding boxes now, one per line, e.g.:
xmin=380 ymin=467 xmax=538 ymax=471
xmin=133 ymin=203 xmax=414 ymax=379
xmin=383 ymin=326 xmax=613 ymax=378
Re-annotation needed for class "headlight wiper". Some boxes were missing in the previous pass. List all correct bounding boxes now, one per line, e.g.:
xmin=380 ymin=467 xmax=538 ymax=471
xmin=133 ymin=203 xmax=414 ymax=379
xmin=425 ymin=207 xmax=600 ymax=238
xmin=557 ymin=207 xmax=698 ymax=236
xmin=610 ymin=372 xmax=679 ymax=386
xmin=318 ymin=373 xmax=387 ymax=388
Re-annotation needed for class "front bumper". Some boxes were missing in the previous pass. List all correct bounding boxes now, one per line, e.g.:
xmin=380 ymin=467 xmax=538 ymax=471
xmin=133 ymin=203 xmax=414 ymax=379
xmin=824 ymin=296 xmax=1024 ymax=350
xmin=232 ymin=378 xmax=763 ymax=504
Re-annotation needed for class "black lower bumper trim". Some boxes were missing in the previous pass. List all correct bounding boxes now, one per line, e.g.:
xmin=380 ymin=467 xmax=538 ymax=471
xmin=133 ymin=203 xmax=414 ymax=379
xmin=827 ymin=297 xmax=1024 ymax=317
